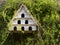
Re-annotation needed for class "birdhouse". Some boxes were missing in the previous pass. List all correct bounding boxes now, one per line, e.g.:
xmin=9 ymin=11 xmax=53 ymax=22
xmin=8 ymin=4 xmax=38 ymax=33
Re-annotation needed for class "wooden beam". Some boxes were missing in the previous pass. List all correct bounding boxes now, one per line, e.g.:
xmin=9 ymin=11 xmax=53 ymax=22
xmin=13 ymin=18 xmax=32 ymax=21
xmin=12 ymin=24 xmax=37 ymax=26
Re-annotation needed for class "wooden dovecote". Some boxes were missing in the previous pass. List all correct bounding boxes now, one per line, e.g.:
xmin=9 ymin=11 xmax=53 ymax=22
xmin=8 ymin=4 xmax=38 ymax=33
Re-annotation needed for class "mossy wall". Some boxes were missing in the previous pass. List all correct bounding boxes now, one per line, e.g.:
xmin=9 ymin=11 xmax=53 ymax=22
xmin=0 ymin=0 xmax=60 ymax=45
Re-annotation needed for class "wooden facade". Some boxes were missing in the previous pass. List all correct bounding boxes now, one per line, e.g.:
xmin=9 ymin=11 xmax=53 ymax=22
xmin=8 ymin=4 xmax=38 ymax=33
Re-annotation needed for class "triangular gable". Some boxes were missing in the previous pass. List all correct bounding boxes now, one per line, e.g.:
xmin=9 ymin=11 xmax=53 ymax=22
xmin=8 ymin=4 xmax=39 ymax=27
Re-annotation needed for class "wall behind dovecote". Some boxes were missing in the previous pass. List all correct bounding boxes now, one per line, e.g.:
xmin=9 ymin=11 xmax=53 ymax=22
xmin=0 ymin=0 xmax=60 ymax=45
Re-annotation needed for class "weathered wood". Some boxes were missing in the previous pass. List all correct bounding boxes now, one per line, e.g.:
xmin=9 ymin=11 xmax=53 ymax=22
xmin=12 ymin=24 xmax=37 ymax=26
xmin=8 ymin=4 xmax=38 ymax=33
xmin=13 ymin=18 xmax=32 ymax=20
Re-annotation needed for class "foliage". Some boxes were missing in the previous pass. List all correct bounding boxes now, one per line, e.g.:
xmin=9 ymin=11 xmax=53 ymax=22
xmin=0 ymin=0 xmax=60 ymax=45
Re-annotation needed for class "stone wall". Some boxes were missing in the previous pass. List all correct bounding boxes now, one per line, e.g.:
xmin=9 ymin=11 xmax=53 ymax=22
xmin=0 ymin=0 xmax=6 ymax=7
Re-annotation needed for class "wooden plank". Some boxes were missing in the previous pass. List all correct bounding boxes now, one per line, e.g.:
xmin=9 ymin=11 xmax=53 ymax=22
xmin=12 ymin=24 xmax=37 ymax=26
xmin=13 ymin=18 xmax=32 ymax=21
xmin=9 ymin=31 xmax=38 ymax=34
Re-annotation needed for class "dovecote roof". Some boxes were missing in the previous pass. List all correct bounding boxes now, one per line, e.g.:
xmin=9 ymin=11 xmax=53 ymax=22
xmin=8 ymin=4 xmax=39 ymax=27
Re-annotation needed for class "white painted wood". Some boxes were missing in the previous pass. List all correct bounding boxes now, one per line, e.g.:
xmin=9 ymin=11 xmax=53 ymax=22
xmin=9 ymin=4 xmax=38 ymax=32
xmin=28 ymin=19 xmax=35 ymax=24
xmin=23 ymin=26 xmax=37 ymax=31
xmin=12 ymin=19 xmax=35 ymax=24
xmin=12 ymin=20 xmax=17 ymax=24
xmin=21 ymin=19 xmax=25 ymax=24
xmin=14 ymin=9 xmax=31 ymax=18
xmin=32 ymin=26 xmax=37 ymax=31
xmin=23 ymin=26 xmax=29 ymax=31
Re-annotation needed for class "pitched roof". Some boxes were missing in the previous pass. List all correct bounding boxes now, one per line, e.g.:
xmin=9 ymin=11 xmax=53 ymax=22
xmin=8 ymin=4 xmax=39 ymax=26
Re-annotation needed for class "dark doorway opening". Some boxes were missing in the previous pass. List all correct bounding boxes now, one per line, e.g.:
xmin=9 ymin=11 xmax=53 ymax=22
xmin=25 ymin=20 xmax=28 ymax=24
xmin=21 ymin=27 xmax=24 ymax=31
xmin=18 ymin=20 xmax=21 ymax=24
xmin=21 ymin=13 xmax=24 ymax=18
xmin=29 ymin=26 xmax=32 ymax=31
xmin=14 ymin=26 xmax=17 ymax=31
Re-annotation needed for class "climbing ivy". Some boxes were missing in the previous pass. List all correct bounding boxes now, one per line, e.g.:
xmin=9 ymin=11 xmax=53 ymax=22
xmin=0 ymin=0 xmax=60 ymax=45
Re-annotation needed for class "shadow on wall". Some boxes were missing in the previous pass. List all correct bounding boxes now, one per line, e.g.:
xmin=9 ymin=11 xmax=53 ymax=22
xmin=3 ymin=33 xmax=35 ymax=45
